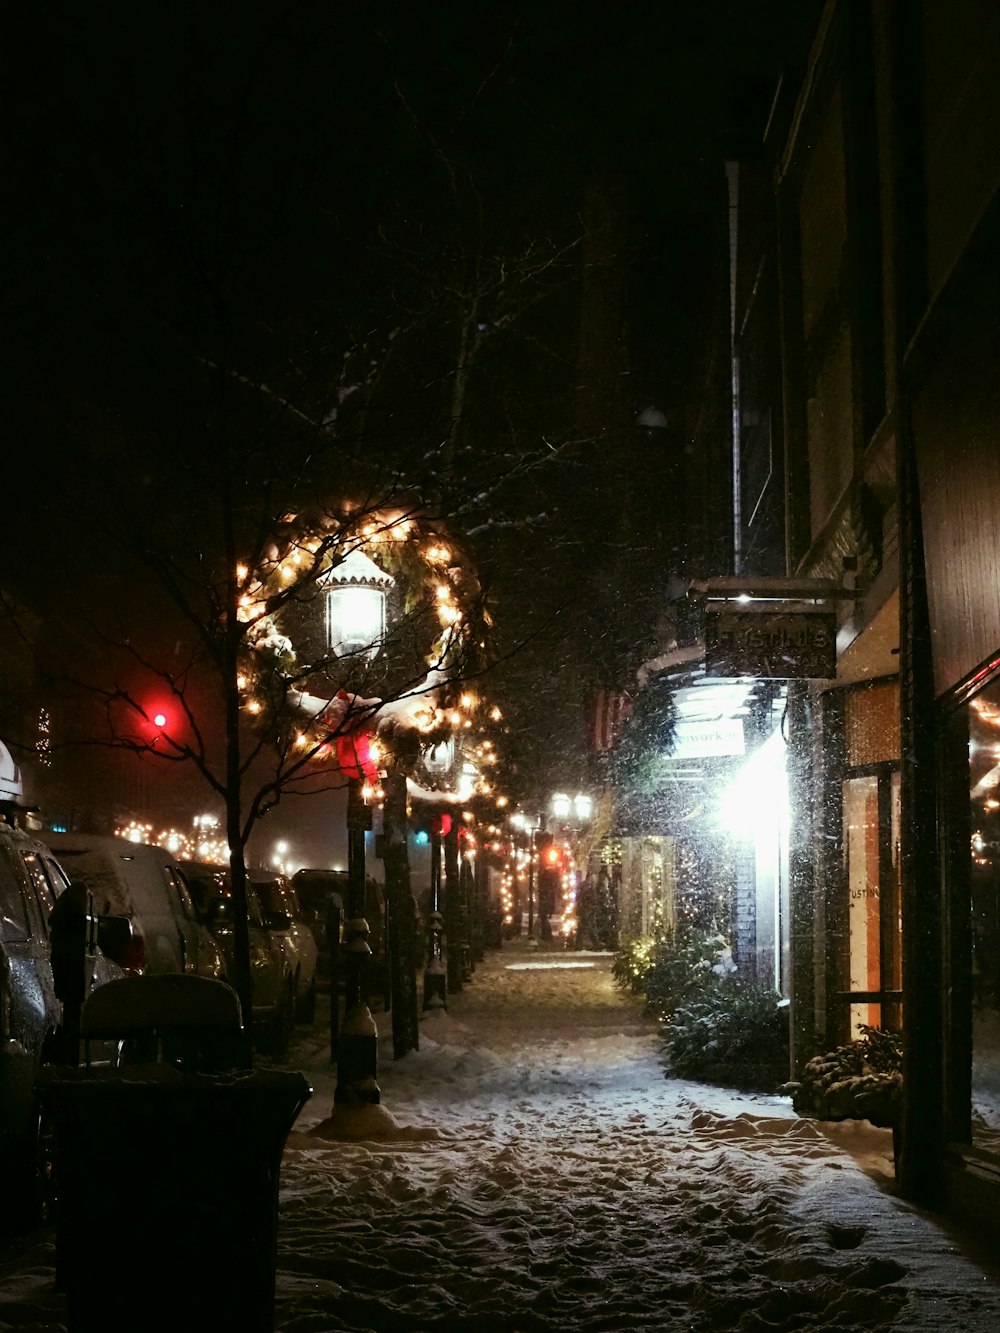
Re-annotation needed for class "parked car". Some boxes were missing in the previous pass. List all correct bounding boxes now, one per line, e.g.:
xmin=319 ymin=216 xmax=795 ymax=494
xmin=291 ymin=868 xmax=348 ymax=992
xmin=42 ymin=833 xmax=226 ymax=982
xmin=292 ymin=867 xmax=387 ymax=1004
xmin=177 ymin=861 xmax=295 ymax=1051
xmin=1 ymin=809 xmax=123 ymax=1226
xmin=249 ymin=872 xmax=319 ymax=1022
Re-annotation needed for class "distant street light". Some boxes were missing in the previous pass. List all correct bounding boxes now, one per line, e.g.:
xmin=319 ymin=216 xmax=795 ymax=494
xmin=548 ymin=791 xmax=595 ymax=948
xmin=551 ymin=792 xmax=571 ymax=821
xmin=549 ymin=791 xmax=593 ymax=828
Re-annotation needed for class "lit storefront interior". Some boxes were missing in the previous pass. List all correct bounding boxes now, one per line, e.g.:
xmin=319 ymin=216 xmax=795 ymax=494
xmin=967 ymin=679 xmax=1000 ymax=1154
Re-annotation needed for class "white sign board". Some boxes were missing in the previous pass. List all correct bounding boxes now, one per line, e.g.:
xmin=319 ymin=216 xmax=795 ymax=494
xmin=670 ymin=718 xmax=746 ymax=759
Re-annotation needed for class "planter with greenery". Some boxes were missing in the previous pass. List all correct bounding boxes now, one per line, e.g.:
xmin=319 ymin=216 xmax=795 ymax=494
xmin=789 ymin=1025 xmax=902 ymax=1128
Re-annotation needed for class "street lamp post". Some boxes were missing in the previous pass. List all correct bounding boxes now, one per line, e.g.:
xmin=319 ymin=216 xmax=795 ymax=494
xmin=527 ymin=825 xmax=536 ymax=941
xmin=549 ymin=791 xmax=595 ymax=948
xmin=423 ymin=815 xmax=447 ymax=1011
xmin=525 ymin=813 xmax=544 ymax=944
xmin=420 ymin=738 xmax=455 ymax=1012
xmin=324 ymin=549 xmax=394 ymax=1108
xmin=339 ymin=776 xmax=376 ymax=1102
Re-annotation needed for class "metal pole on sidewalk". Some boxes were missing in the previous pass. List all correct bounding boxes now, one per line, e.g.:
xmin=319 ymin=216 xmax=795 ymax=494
xmin=334 ymin=777 xmax=380 ymax=1106
xmin=423 ymin=818 xmax=447 ymax=1010
xmin=526 ymin=827 xmax=536 ymax=942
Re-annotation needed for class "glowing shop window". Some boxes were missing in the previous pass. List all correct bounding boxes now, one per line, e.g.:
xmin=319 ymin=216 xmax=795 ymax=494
xmin=844 ymin=774 xmax=881 ymax=1036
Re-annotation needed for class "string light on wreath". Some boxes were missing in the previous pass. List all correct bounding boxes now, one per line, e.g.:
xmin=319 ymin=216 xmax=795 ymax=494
xmin=235 ymin=509 xmax=520 ymax=830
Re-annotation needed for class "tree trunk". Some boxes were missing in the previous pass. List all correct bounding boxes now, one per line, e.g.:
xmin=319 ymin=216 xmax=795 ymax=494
xmin=223 ymin=600 xmax=253 ymax=1067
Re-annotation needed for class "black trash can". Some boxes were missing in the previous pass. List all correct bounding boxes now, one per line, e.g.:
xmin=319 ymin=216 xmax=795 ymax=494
xmin=37 ymin=1064 xmax=311 ymax=1332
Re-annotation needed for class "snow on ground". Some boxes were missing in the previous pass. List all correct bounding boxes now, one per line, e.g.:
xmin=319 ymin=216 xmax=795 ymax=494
xmin=2 ymin=941 xmax=1000 ymax=1330
xmin=272 ymin=942 xmax=1000 ymax=1332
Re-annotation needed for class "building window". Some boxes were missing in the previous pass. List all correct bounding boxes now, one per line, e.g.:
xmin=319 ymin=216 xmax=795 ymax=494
xmin=836 ymin=678 xmax=902 ymax=1040
xmin=968 ymin=676 xmax=1000 ymax=1150
xmin=842 ymin=767 xmax=901 ymax=1037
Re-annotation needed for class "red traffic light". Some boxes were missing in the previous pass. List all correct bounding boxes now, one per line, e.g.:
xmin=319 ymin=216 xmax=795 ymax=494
xmin=144 ymin=703 xmax=174 ymax=738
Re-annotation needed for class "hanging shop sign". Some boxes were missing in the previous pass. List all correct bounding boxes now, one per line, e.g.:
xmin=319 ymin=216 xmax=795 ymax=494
xmin=705 ymin=608 xmax=837 ymax=679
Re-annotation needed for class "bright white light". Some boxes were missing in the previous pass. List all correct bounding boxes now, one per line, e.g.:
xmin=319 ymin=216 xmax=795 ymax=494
xmin=717 ymin=729 xmax=788 ymax=838
xmin=275 ymin=840 xmax=289 ymax=855
xmin=573 ymin=793 xmax=593 ymax=821
xmin=328 ymin=584 xmax=386 ymax=657
xmin=551 ymin=792 xmax=571 ymax=820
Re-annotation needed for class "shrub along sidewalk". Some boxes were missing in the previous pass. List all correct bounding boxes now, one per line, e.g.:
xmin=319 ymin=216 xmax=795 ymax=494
xmin=613 ymin=924 xmax=789 ymax=1093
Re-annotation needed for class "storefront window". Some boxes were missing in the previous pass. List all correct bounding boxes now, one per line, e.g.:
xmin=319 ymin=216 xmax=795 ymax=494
xmin=839 ymin=679 xmax=902 ymax=1041
xmin=844 ymin=775 xmax=880 ymax=1034
xmin=968 ymin=679 xmax=1000 ymax=1146
xmin=842 ymin=769 xmax=901 ymax=1037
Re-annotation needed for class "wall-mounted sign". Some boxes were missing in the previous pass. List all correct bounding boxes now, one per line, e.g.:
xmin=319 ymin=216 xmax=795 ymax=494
xmin=705 ymin=609 xmax=837 ymax=679
xmin=670 ymin=718 xmax=746 ymax=759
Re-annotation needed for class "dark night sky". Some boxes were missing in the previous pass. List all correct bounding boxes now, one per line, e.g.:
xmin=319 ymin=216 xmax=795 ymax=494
xmin=1 ymin=0 xmax=820 ymax=808
xmin=3 ymin=2 xmax=817 ymax=437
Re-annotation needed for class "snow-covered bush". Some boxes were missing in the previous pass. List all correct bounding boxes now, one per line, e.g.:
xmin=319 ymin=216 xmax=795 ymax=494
xmin=790 ymin=1025 xmax=902 ymax=1127
xmin=612 ymin=925 xmax=733 ymax=1021
xmin=662 ymin=983 xmax=789 ymax=1091
xmin=614 ymin=926 xmax=789 ymax=1091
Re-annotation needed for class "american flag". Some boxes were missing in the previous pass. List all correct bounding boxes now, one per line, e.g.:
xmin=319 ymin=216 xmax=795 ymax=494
xmin=587 ymin=689 xmax=631 ymax=751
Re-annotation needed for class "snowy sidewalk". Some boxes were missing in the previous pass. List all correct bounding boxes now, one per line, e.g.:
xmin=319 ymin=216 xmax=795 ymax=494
xmin=273 ymin=942 xmax=1000 ymax=1331
xmin=2 ymin=943 xmax=999 ymax=1330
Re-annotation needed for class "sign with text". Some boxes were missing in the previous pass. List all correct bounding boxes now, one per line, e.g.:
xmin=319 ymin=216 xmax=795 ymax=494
xmin=670 ymin=718 xmax=746 ymax=759
xmin=705 ymin=609 xmax=837 ymax=679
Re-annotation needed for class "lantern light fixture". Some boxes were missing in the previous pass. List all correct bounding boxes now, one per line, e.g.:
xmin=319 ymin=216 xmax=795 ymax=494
xmin=551 ymin=792 xmax=571 ymax=820
xmin=550 ymin=791 xmax=594 ymax=824
xmin=322 ymin=548 xmax=395 ymax=663
xmin=574 ymin=793 xmax=593 ymax=822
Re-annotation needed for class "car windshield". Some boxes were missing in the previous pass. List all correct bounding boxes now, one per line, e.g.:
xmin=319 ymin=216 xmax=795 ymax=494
xmin=252 ymin=879 xmax=285 ymax=916
xmin=47 ymin=853 xmax=128 ymax=917
xmin=245 ymin=885 xmax=267 ymax=929
xmin=294 ymin=875 xmax=348 ymax=919
xmin=179 ymin=865 xmax=270 ymax=931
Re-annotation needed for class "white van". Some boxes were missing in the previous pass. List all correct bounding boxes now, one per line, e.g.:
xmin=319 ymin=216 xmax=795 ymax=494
xmin=41 ymin=834 xmax=225 ymax=981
